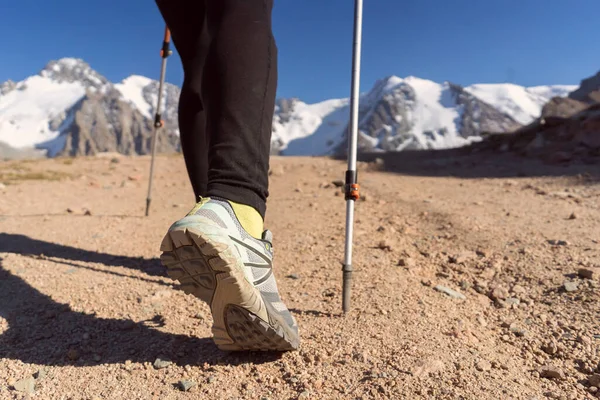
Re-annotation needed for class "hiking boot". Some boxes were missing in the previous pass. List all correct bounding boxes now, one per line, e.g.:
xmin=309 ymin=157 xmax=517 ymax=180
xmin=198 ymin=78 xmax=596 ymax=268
xmin=159 ymin=197 xmax=300 ymax=351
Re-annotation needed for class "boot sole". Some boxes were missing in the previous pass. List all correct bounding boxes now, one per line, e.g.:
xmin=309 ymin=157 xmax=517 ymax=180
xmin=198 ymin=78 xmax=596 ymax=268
xmin=159 ymin=221 xmax=299 ymax=351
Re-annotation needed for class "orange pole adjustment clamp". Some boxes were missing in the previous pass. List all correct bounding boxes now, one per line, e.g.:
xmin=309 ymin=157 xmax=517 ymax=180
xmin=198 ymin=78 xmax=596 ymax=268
xmin=160 ymin=27 xmax=172 ymax=58
xmin=344 ymin=170 xmax=360 ymax=201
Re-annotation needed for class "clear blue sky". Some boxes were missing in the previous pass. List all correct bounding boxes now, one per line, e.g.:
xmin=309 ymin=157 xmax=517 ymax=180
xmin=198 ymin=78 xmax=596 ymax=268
xmin=2 ymin=0 xmax=599 ymax=103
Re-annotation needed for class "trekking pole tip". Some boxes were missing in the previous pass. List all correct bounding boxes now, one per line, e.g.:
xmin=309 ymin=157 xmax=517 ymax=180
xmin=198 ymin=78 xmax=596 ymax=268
xmin=342 ymin=267 xmax=352 ymax=314
xmin=145 ymin=198 xmax=151 ymax=217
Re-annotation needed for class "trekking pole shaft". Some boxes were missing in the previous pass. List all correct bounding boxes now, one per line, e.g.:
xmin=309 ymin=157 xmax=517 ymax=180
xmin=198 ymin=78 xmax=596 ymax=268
xmin=342 ymin=0 xmax=364 ymax=314
xmin=145 ymin=26 xmax=171 ymax=217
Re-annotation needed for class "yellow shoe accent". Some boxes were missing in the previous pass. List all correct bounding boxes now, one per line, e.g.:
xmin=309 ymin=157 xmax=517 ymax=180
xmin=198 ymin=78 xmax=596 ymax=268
xmin=228 ymin=200 xmax=264 ymax=239
xmin=186 ymin=197 xmax=210 ymax=216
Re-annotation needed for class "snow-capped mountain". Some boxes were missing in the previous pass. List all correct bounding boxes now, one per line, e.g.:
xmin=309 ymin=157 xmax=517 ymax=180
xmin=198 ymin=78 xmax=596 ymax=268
xmin=272 ymin=76 xmax=576 ymax=156
xmin=0 ymin=57 xmax=578 ymax=159
xmin=0 ymin=58 xmax=180 ymax=158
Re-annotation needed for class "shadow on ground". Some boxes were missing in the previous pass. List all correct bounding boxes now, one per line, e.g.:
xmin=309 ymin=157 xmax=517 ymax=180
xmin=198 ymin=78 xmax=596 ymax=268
xmin=349 ymin=149 xmax=600 ymax=182
xmin=0 ymin=257 xmax=282 ymax=367
xmin=0 ymin=233 xmax=166 ymax=278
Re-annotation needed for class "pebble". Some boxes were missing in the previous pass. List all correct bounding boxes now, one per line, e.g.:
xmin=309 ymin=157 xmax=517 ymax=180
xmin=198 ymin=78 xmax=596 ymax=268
xmin=397 ymin=258 xmax=416 ymax=267
xmin=208 ymin=376 xmax=216 ymax=384
xmin=540 ymin=365 xmax=564 ymax=380
xmin=568 ymin=212 xmax=577 ymax=220
xmin=332 ymin=180 xmax=344 ymax=188
xmin=433 ymin=285 xmax=466 ymax=300
xmin=298 ymin=391 xmax=310 ymax=399
xmin=547 ymin=239 xmax=569 ymax=246
xmin=153 ymin=358 xmax=172 ymax=369
xmin=589 ymin=386 xmax=598 ymax=394
xmin=476 ymin=360 xmax=492 ymax=372
xmin=589 ymin=374 xmax=600 ymax=387
xmin=578 ymin=268 xmax=597 ymax=280
xmin=377 ymin=240 xmax=392 ymax=251
xmin=287 ymin=274 xmax=300 ymax=280
xmin=505 ymin=297 xmax=521 ymax=306
xmin=509 ymin=324 xmax=527 ymax=337
xmin=449 ymin=251 xmax=477 ymax=264
xmin=491 ymin=286 xmax=510 ymax=300
xmin=33 ymin=368 xmax=47 ymax=380
xmin=563 ymin=281 xmax=578 ymax=292
xmin=13 ymin=376 xmax=35 ymax=393
xmin=178 ymin=380 xmax=196 ymax=392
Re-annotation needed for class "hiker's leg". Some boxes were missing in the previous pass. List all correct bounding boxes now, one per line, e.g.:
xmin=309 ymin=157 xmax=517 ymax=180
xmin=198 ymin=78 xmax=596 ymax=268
xmin=203 ymin=0 xmax=277 ymax=218
xmin=155 ymin=0 xmax=210 ymax=200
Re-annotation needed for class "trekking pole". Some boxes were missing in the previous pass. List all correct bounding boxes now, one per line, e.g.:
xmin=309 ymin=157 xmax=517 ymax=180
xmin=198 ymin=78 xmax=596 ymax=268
xmin=145 ymin=25 xmax=172 ymax=217
xmin=342 ymin=0 xmax=364 ymax=314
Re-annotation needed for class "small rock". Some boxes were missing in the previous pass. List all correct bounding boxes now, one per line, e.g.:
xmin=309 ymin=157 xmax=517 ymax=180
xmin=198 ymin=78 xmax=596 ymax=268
xmin=505 ymin=297 xmax=521 ymax=306
xmin=547 ymin=239 xmax=569 ymax=246
xmin=412 ymin=359 xmax=445 ymax=378
xmin=127 ymin=175 xmax=141 ymax=181
xmin=66 ymin=208 xmax=74 ymax=214
xmin=287 ymin=273 xmax=300 ymax=280
xmin=83 ymin=209 xmax=92 ymax=216
xmin=377 ymin=240 xmax=392 ymax=251
xmin=13 ymin=376 xmax=35 ymax=393
xmin=563 ymin=281 xmax=578 ymax=292
xmin=332 ymin=180 xmax=344 ymax=188
xmin=490 ymin=286 xmax=510 ymax=300
xmin=509 ymin=324 xmax=527 ymax=337
xmin=589 ymin=374 xmax=600 ymax=387
xmin=568 ymin=212 xmax=577 ymax=220
xmin=578 ymin=268 xmax=597 ymax=280
xmin=449 ymin=251 xmax=477 ymax=264
xmin=511 ymin=284 xmax=526 ymax=294
xmin=542 ymin=341 xmax=558 ymax=355
xmin=207 ymin=376 xmax=216 ymax=384
xmin=397 ymin=258 xmax=416 ymax=267
xmin=434 ymin=285 xmax=466 ymax=300
xmin=476 ymin=360 xmax=492 ymax=372
xmin=178 ymin=380 xmax=196 ymax=392
xmin=153 ymin=358 xmax=172 ymax=369
xmin=540 ymin=365 xmax=564 ymax=380
xmin=34 ymin=369 xmax=47 ymax=380
xmin=298 ymin=391 xmax=310 ymax=399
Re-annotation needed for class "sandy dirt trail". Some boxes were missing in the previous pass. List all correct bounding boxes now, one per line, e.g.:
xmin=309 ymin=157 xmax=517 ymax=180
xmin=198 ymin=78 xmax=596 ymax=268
xmin=0 ymin=153 xmax=599 ymax=400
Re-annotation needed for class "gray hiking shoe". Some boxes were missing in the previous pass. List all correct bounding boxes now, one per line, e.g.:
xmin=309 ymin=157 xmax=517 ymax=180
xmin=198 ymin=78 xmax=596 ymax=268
xmin=159 ymin=197 xmax=300 ymax=351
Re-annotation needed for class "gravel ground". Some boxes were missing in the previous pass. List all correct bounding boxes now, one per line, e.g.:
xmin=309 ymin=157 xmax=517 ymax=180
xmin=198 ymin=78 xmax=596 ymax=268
xmin=0 ymin=153 xmax=599 ymax=400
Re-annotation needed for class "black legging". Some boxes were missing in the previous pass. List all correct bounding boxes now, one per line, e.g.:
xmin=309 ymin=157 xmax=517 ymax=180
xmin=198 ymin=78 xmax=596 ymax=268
xmin=155 ymin=0 xmax=276 ymax=218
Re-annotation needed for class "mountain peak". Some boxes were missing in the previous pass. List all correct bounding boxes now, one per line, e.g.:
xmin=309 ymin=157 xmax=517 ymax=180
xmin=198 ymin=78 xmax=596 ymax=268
xmin=39 ymin=58 xmax=108 ymax=88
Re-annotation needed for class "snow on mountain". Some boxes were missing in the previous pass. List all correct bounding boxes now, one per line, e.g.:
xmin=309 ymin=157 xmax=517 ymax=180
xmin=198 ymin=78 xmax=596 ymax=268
xmin=0 ymin=72 xmax=86 ymax=152
xmin=0 ymin=58 xmax=577 ymax=159
xmin=273 ymin=77 xmax=576 ymax=155
xmin=0 ymin=58 xmax=181 ymax=158
xmin=271 ymin=98 xmax=349 ymax=155
xmin=464 ymin=83 xmax=576 ymax=125
xmin=114 ymin=75 xmax=155 ymax=119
